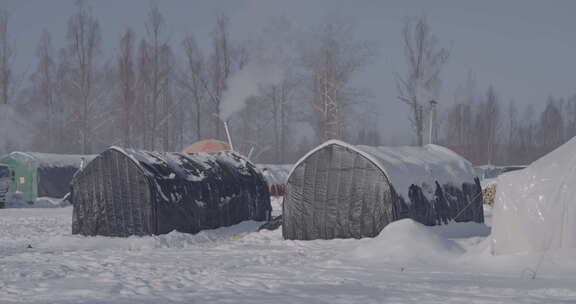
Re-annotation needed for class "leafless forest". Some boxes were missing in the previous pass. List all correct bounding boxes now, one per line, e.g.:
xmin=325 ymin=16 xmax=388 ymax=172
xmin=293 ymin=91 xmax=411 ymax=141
xmin=0 ymin=2 xmax=571 ymax=165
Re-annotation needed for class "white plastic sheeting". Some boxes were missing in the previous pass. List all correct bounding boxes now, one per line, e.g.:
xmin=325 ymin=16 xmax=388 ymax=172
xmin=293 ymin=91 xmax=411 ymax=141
xmin=492 ymin=137 xmax=576 ymax=255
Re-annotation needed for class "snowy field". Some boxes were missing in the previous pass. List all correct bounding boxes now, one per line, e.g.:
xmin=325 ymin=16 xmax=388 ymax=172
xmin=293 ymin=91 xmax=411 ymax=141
xmin=2 ymin=205 xmax=576 ymax=303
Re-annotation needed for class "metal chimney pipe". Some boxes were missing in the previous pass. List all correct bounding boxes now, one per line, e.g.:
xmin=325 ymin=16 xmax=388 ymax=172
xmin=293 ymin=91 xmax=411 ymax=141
xmin=224 ymin=120 xmax=235 ymax=151
xmin=429 ymin=100 xmax=437 ymax=145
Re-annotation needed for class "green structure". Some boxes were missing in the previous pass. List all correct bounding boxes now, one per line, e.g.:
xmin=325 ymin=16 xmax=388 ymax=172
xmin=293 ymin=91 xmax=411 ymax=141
xmin=0 ymin=152 xmax=95 ymax=204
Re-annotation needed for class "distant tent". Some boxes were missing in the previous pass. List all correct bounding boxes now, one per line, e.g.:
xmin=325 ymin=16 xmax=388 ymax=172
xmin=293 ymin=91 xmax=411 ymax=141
xmin=0 ymin=152 xmax=95 ymax=203
xmin=283 ymin=140 xmax=483 ymax=240
xmin=71 ymin=147 xmax=271 ymax=237
xmin=474 ymin=165 xmax=526 ymax=180
xmin=492 ymin=137 xmax=576 ymax=255
xmin=256 ymin=164 xmax=291 ymax=197
xmin=182 ymin=140 xmax=231 ymax=153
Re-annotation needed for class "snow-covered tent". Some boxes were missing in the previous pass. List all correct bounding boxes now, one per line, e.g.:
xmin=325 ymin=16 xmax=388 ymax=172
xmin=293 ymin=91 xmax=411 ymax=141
xmin=256 ymin=164 xmax=291 ymax=196
xmin=181 ymin=139 xmax=231 ymax=153
xmin=492 ymin=137 xmax=576 ymax=255
xmin=283 ymin=140 xmax=483 ymax=240
xmin=71 ymin=147 xmax=271 ymax=237
xmin=0 ymin=152 xmax=95 ymax=204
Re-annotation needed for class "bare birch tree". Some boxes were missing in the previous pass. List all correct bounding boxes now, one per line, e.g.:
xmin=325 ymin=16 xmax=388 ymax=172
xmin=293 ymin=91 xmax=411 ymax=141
xmin=157 ymin=44 xmax=178 ymax=151
xmin=243 ymin=18 xmax=299 ymax=162
xmin=117 ymin=28 xmax=136 ymax=147
xmin=442 ymin=73 xmax=478 ymax=161
xmin=30 ymin=30 xmax=58 ymax=151
xmin=505 ymin=100 xmax=519 ymax=163
xmin=53 ymin=48 xmax=75 ymax=152
xmin=138 ymin=4 xmax=168 ymax=150
xmin=397 ymin=15 xmax=449 ymax=146
xmin=66 ymin=1 xmax=101 ymax=153
xmin=0 ymin=9 xmax=14 ymax=105
xmin=514 ymin=105 xmax=536 ymax=164
xmin=262 ymin=75 xmax=298 ymax=162
xmin=301 ymin=20 xmax=374 ymax=142
xmin=564 ymin=95 xmax=576 ymax=140
xmin=538 ymin=97 xmax=564 ymax=156
xmin=181 ymin=35 xmax=206 ymax=141
xmin=208 ymin=14 xmax=233 ymax=139
xmin=483 ymin=86 xmax=501 ymax=164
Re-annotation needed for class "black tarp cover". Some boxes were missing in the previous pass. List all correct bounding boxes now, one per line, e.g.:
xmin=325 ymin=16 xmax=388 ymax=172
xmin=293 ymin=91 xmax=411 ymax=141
xmin=72 ymin=147 xmax=271 ymax=236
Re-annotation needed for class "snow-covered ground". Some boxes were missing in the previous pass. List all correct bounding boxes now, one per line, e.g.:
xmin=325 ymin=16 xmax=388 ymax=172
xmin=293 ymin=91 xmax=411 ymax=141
xmin=1 ymin=205 xmax=576 ymax=303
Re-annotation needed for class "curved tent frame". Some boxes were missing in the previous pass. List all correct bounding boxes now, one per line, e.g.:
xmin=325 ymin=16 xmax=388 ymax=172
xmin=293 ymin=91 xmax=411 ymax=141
xmin=283 ymin=140 xmax=483 ymax=240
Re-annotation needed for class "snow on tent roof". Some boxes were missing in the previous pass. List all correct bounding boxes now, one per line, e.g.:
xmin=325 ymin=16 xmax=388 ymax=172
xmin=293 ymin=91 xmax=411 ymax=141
xmin=290 ymin=140 xmax=477 ymax=201
xmin=8 ymin=152 xmax=96 ymax=168
xmin=110 ymin=147 xmax=253 ymax=200
xmin=492 ymin=137 xmax=576 ymax=255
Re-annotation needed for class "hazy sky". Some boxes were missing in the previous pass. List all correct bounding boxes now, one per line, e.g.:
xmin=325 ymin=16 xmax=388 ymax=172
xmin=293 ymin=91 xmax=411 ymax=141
xmin=4 ymin=0 xmax=576 ymax=143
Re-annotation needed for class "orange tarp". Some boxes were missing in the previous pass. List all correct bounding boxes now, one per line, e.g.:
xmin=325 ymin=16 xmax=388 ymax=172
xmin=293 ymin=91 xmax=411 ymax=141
xmin=181 ymin=140 xmax=231 ymax=153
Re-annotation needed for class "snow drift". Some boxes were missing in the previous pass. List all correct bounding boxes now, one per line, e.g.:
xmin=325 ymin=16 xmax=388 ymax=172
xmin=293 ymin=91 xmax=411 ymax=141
xmin=349 ymin=219 xmax=465 ymax=263
xmin=3 ymin=207 xmax=576 ymax=303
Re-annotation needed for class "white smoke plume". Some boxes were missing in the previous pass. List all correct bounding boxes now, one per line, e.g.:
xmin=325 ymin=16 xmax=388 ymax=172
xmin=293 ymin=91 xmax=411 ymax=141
xmin=219 ymin=62 xmax=284 ymax=121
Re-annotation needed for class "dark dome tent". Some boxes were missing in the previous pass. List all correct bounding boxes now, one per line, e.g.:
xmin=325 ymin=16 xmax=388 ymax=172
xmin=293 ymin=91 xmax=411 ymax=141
xmin=283 ymin=140 xmax=483 ymax=240
xmin=71 ymin=147 xmax=271 ymax=237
